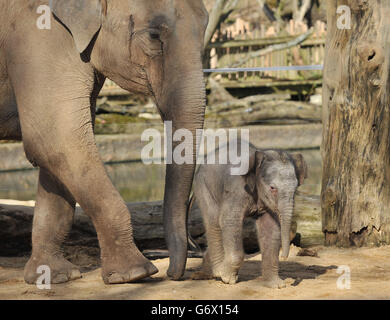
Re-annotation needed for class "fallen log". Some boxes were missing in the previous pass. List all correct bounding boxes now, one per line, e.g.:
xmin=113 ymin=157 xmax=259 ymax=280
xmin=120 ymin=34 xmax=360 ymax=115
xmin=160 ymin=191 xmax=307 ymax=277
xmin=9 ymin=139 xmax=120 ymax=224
xmin=0 ymin=194 xmax=322 ymax=257
xmin=0 ymin=201 xmax=205 ymax=256
xmin=207 ymin=100 xmax=322 ymax=126
xmin=229 ymin=28 xmax=314 ymax=68
xmin=207 ymin=77 xmax=293 ymax=115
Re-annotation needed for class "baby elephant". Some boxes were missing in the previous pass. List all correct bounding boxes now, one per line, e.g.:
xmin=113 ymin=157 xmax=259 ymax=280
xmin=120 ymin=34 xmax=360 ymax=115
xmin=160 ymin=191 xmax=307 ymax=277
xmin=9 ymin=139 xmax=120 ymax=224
xmin=192 ymin=145 xmax=307 ymax=287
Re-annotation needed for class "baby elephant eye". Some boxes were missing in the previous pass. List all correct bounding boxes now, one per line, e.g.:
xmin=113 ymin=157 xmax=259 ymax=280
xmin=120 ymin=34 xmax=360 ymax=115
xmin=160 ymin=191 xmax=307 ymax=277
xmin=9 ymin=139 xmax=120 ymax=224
xmin=270 ymin=186 xmax=278 ymax=193
xmin=149 ymin=29 xmax=161 ymax=40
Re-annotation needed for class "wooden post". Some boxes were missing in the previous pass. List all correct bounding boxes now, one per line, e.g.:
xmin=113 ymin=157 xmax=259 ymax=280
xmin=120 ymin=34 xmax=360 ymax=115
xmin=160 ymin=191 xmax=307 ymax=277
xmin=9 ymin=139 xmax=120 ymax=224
xmin=322 ymin=1 xmax=390 ymax=246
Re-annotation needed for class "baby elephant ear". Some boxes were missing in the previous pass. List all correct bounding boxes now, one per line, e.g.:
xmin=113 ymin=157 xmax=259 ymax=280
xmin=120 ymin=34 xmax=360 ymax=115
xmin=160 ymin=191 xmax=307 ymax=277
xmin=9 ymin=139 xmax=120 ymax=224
xmin=291 ymin=154 xmax=308 ymax=186
xmin=50 ymin=0 xmax=106 ymax=53
xmin=244 ymin=150 xmax=266 ymax=196
xmin=247 ymin=150 xmax=266 ymax=175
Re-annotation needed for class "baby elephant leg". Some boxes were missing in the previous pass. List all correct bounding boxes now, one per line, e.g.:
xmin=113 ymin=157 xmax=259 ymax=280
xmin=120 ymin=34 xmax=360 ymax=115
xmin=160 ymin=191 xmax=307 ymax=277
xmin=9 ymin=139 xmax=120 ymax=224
xmin=256 ymin=213 xmax=286 ymax=288
xmin=191 ymin=250 xmax=214 ymax=280
xmin=219 ymin=205 xmax=245 ymax=284
xmin=194 ymin=188 xmax=225 ymax=280
xmin=203 ymin=221 xmax=225 ymax=278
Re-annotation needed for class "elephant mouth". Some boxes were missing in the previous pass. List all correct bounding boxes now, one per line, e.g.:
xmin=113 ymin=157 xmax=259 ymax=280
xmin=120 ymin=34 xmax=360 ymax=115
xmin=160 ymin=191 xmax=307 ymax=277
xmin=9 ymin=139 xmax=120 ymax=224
xmin=257 ymin=207 xmax=281 ymax=223
xmin=272 ymin=209 xmax=282 ymax=224
xmin=268 ymin=207 xmax=281 ymax=224
xmin=110 ymin=66 xmax=151 ymax=96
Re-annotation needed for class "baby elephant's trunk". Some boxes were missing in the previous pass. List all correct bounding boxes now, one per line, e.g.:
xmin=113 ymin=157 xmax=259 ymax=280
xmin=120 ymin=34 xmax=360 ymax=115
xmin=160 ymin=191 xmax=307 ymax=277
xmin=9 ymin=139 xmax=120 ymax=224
xmin=280 ymin=206 xmax=293 ymax=260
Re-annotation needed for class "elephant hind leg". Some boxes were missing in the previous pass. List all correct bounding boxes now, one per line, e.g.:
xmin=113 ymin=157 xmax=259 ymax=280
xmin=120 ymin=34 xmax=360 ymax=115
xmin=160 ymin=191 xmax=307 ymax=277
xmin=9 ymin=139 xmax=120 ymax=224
xmin=190 ymin=250 xmax=214 ymax=280
xmin=24 ymin=168 xmax=81 ymax=284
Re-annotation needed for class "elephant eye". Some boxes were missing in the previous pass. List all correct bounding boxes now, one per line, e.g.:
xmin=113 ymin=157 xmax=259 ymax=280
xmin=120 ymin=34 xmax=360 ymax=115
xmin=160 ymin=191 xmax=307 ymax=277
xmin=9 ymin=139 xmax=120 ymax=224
xmin=270 ymin=186 xmax=278 ymax=194
xmin=149 ymin=29 xmax=161 ymax=40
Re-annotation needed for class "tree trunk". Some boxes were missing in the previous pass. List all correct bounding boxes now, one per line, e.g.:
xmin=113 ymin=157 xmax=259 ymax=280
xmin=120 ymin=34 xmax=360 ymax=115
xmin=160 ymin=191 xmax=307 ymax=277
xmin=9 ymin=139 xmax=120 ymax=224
xmin=204 ymin=0 xmax=239 ymax=47
xmin=293 ymin=0 xmax=312 ymax=23
xmin=321 ymin=0 xmax=390 ymax=247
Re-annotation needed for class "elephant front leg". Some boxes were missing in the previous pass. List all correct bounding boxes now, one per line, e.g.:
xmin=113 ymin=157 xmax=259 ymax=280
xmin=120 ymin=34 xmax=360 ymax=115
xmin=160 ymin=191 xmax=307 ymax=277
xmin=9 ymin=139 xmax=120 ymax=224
xmin=29 ymin=140 xmax=157 ymax=285
xmin=204 ymin=224 xmax=225 ymax=279
xmin=218 ymin=206 xmax=245 ymax=285
xmin=191 ymin=188 xmax=225 ymax=281
xmin=163 ymin=120 xmax=204 ymax=280
xmin=164 ymin=163 xmax=195 ymax=280
xmin=256 ymin=213 xmax=286 ymax=288
xmin=14 ymin=89 xmax=157 ymax=284
xmin=24 ymin=169 xmax=81 ymax=284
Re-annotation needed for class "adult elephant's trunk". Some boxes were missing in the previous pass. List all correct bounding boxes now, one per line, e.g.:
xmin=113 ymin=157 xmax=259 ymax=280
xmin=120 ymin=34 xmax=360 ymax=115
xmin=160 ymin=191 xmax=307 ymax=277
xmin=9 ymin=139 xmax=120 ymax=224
xmin=157 ymin=49 xmax=206 ymax=279
xmin=279 ymin=203 xmax=294 ymax=260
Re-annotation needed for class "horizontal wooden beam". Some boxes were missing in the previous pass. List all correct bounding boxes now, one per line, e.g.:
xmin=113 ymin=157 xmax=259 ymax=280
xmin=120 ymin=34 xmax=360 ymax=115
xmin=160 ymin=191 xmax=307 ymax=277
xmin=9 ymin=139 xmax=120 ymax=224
xmin=207 ymin=36 xmax=326 ymax=49
xmin=211 ymin=79 xmax=322 ymax=90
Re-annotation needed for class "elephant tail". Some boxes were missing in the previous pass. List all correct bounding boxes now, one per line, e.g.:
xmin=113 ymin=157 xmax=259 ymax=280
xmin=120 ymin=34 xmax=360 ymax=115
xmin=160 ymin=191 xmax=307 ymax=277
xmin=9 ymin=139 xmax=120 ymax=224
xmin=187 ymin=193 xmax=202 ymax=253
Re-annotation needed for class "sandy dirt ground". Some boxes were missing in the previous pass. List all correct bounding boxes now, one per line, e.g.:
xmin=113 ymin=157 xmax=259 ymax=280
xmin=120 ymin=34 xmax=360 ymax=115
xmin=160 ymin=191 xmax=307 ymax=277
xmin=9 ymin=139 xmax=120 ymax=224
xmin=1 ymin=245 xmax=390 ymax=300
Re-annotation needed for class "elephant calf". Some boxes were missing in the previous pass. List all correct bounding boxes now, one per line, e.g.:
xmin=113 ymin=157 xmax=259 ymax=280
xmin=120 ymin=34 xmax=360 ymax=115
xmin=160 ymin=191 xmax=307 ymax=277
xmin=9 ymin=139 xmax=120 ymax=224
xmin=192 ymin=145 xmax=307 ymax=287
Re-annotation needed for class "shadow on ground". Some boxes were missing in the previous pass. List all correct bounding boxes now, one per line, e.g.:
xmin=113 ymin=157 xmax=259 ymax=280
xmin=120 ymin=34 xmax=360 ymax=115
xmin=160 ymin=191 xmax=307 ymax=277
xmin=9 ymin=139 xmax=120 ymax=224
xmin=239 ymin=260 xmax=337 ymax=286
xmin=188 ymin=258 xmax=338 ymax=287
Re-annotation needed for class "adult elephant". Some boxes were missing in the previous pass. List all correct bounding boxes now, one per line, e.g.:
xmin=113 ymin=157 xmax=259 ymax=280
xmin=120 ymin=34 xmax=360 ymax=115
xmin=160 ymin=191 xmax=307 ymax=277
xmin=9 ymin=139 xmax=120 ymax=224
xmin=0 ymin=0 xmax=208 ymax=284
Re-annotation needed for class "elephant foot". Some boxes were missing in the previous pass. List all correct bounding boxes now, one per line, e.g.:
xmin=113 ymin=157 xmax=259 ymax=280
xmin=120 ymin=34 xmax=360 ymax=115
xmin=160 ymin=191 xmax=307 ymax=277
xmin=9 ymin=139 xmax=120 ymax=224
xmin=166 ymin=246 xmax=188 ymax=280
xmin=167 ymin=265 xmax=184 ymax=281
xmin=213 ymin=265 xmax=239 ymax=285
xmin=259 ymin=276 xmax=287 ymax=289
xmin=24 ymin=254 xmax=81 ymax=285
xmin=101 ymin=248 xmax=158 ymax=284
xmin=219 ymin=270 xmax=239 ymax=285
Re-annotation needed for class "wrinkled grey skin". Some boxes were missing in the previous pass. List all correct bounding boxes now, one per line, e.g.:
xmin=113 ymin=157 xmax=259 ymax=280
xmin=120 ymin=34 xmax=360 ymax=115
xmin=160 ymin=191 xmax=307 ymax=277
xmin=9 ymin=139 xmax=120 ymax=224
xmin=192 ymin=145 xmax=307 ymax=287
xmin=0 ymin=0 xmax=208 ymax=284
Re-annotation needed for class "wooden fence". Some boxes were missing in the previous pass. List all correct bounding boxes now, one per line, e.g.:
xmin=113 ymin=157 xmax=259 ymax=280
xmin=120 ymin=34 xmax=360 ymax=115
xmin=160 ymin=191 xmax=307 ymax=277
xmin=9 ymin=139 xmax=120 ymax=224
xmin=100 ymin=20 xmax=326 ymax=96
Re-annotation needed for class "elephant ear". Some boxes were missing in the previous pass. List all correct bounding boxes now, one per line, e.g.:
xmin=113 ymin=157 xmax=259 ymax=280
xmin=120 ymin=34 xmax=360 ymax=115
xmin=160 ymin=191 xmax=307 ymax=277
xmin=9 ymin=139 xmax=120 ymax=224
xmin=244 ymin=150 xmax=266 ymax=196
xmin=248 ymin=150 xmax=266 ymax=174
xmin=49 ymin=0 xmax=105 ymax=53
xmin=291 ymin=153 xmax=308 ymax=186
